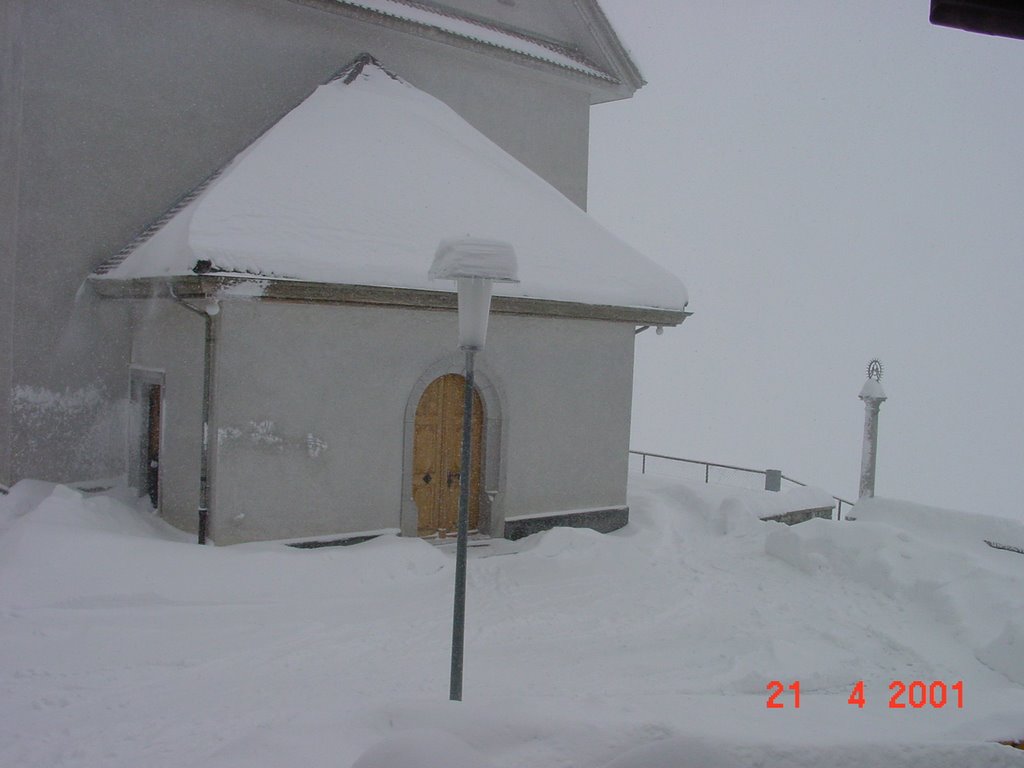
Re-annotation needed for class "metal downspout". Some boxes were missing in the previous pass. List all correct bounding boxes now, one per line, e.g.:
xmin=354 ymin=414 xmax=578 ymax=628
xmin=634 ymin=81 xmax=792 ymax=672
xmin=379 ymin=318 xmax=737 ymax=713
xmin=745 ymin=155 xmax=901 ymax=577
xmin=174 ymin=297 xmax=218 ymax=544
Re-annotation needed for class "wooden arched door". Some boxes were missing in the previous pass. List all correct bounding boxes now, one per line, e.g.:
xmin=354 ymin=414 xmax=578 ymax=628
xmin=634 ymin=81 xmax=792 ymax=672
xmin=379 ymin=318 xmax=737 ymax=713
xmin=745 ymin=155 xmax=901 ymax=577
xmin=412 ymin=374 xmax=484 ymax=537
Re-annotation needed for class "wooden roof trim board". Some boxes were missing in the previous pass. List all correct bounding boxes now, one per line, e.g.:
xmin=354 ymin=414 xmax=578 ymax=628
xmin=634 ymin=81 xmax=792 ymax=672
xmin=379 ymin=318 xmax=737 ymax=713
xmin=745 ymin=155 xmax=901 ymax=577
xmin=88 ymin=274 xmax=690 ymax=327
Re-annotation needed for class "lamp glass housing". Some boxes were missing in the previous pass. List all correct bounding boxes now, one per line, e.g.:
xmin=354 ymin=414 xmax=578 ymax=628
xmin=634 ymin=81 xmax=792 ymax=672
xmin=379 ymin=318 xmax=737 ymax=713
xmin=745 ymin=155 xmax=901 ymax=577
xmin=457 ymin=277 xmax=493 ymax=350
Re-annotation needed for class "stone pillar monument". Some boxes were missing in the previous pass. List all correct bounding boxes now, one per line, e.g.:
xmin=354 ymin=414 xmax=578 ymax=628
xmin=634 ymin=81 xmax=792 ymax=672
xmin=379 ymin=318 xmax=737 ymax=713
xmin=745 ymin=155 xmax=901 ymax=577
xmin=858 ymin=359 xmax=887 ymax=499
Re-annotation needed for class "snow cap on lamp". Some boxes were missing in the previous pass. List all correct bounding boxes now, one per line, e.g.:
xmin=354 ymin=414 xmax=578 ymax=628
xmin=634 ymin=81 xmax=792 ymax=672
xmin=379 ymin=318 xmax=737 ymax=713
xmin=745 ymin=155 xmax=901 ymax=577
xmin=430 ymin=238 xmax=519 ymax=282
xmin=430 ymin=238 xmax=519 ymax=350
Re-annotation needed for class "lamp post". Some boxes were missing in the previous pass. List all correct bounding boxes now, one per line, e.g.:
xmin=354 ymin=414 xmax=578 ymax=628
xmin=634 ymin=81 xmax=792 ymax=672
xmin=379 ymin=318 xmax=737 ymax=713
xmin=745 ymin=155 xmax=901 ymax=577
xmin=430 ymin=238 xmax=518 ymax=702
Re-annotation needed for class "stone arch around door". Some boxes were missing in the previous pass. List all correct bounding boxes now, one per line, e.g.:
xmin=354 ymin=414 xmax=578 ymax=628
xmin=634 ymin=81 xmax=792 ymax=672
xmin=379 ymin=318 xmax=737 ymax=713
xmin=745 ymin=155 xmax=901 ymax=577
xmin=401 ymin=355 xmax=506 ymax=538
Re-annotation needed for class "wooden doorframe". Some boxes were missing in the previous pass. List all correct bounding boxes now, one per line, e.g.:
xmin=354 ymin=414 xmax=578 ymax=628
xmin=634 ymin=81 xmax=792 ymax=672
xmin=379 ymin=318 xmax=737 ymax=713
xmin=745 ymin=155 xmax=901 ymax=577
xmin=401 ymin=355 xmax=506 ymax=538
xmin=128 ymin=367 xmax=165 ymax=511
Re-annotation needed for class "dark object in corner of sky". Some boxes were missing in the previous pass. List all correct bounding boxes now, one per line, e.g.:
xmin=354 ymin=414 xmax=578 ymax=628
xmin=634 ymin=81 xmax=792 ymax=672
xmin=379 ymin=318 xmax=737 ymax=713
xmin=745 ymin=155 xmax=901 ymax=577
xmin=930 ymin=0 xmax=1024 ymax=40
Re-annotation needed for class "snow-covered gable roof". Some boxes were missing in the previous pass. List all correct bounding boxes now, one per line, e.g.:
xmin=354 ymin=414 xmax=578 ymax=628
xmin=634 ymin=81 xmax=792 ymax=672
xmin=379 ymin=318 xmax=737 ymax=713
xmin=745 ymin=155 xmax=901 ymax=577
xmin=92 ymin=56 xmax=688 ymax=322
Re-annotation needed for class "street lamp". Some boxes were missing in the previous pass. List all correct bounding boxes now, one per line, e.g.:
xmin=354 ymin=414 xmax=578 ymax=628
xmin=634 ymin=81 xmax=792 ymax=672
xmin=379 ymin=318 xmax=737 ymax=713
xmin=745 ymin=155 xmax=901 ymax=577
xmin=430 ymin=238 xmax=518 ymax=702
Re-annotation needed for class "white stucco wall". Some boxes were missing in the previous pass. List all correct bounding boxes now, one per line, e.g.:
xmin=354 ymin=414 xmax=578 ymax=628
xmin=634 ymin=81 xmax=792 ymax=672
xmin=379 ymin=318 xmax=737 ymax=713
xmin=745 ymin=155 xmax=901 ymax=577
xmin=190 ymin=300 xmax=634 ymax=544
xmin=130 ymin=301 xmax=208 ymax=535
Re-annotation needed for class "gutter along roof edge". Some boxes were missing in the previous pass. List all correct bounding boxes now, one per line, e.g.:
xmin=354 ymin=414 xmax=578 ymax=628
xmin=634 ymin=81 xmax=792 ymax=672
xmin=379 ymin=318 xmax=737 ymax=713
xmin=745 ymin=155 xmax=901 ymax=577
xmin=88 ymin=274 xmax=690 ymax=327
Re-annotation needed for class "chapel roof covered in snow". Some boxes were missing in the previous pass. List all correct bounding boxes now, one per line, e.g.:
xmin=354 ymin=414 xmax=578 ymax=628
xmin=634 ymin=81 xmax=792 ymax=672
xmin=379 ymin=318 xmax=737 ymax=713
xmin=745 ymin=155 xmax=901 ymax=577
xmin=91 ymin=55 xmax=688 ymax=326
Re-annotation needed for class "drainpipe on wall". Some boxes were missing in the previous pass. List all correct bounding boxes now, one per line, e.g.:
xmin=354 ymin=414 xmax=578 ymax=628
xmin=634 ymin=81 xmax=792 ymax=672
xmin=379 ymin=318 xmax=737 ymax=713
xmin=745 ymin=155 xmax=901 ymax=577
xmin=175 ymin=296 xmax=220 ymax=544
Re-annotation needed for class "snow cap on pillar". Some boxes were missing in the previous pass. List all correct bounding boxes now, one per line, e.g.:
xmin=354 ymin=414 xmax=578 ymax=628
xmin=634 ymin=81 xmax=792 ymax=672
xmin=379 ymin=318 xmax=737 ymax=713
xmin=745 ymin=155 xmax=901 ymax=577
xmin=859 ymin=377 xmax=887 ymax=401
xmin=430 ymin=238 xmax=519 ymax=350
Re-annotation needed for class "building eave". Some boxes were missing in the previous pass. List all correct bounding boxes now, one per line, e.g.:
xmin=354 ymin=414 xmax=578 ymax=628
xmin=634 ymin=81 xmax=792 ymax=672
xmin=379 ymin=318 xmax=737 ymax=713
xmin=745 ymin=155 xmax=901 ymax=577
xmin=287 ymin=0 xmax=638 ymax=102
xmin=89 ymin=274 xmax=689 ymax=327
xmin=573 ymin=0 xmax=645 ymax=94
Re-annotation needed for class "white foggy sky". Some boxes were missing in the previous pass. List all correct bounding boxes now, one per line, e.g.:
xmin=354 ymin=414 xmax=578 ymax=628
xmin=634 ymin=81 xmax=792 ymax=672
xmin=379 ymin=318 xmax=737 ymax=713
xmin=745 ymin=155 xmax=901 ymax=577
xmin=588 ymin=1 xmax=1024 ymax=518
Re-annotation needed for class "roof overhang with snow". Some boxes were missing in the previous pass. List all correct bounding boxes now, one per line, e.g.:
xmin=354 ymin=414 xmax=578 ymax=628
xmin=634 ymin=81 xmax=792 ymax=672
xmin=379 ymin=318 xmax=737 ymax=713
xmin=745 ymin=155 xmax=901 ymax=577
xmin=91 ymin=56 xmax=688 ymax=326
xmin=288 ymin=0 xmax=645 ymax=103
xmin=89 ymin=274 xmax=686 ymax=327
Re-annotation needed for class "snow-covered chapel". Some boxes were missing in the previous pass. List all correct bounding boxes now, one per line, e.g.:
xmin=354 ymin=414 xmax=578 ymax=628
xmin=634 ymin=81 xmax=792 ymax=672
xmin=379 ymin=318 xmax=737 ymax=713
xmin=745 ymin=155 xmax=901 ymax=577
xmin=3 ymin=1 xmax=688 ymax=544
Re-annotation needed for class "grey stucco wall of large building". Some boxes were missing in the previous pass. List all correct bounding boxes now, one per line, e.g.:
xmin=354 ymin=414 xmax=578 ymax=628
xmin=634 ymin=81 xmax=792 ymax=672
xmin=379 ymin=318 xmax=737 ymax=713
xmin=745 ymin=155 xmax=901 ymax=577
xmin=0 ymin=2 xmax=25 ymax=487
xmin=2 ymin=0 xmax=593 ymax=486
xmin=134 ymin=300 xmax=634 ymax=545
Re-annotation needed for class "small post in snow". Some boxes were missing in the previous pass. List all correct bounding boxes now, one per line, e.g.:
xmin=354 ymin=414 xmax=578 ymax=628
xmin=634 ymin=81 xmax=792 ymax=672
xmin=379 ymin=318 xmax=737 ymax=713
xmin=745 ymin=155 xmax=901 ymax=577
xmin=858 ymin=359 xmax=887 ymax=499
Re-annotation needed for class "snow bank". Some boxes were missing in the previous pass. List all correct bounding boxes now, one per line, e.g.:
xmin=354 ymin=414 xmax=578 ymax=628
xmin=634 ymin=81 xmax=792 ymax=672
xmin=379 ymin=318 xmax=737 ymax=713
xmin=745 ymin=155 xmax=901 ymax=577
xmin=627 ymin=475 xmax=833 ymax=536
xmin=766 ymin=497 xmax=1024 ymax=684
xmin=711 ymin=485 xmax=834 ymax=534
xmin=0 ymin=483 xmax=449 ymax=610
xmin=978 ymin=621 xmax=1024 ymax=688
xmin=0 ymin=479 xmax=61 ymax=536
xmin=351 ymin=729 xmax=493 ymax=768
xmin=850 ymin=496 xmax=1024 ymax=562
xmin=602 ymin=736 xmax=1024 ymax=768
xmin=2 ymin=475 xmax=1023 ymax=767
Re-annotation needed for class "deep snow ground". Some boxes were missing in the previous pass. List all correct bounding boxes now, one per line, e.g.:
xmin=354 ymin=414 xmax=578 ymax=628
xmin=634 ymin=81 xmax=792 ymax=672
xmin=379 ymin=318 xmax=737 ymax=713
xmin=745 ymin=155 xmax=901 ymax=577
xmin=1 ymin=474 xmax=1023 ymax=767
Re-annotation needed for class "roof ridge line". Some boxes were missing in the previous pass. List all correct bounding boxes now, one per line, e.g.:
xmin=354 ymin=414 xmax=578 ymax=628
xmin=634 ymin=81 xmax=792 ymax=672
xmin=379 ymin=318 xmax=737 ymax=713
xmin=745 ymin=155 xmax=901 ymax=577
xmin=326 ymin=52 xmax=404 ymax=85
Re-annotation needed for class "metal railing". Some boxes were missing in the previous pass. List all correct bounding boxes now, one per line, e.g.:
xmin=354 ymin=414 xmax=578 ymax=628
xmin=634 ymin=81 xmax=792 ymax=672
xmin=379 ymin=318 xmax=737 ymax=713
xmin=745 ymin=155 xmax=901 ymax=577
xmin=629 ymin=450 xmax=854 ymax=521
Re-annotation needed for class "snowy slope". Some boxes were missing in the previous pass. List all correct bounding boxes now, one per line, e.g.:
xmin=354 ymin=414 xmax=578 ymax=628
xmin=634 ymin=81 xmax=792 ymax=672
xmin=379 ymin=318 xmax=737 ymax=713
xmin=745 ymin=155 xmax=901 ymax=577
xmin=97 ymin=61 xmax=687 ymax=314
xmin=1 ymin=475 xmax=1022 ymax=767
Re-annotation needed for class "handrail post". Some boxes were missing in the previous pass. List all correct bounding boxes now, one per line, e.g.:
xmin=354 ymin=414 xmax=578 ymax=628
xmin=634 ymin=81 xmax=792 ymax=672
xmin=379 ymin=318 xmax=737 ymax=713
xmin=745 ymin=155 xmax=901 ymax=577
xmin=704 ymin=463 xmax=709 ymax=484
xmin=642 ymin=453 xmax=646 ymax=474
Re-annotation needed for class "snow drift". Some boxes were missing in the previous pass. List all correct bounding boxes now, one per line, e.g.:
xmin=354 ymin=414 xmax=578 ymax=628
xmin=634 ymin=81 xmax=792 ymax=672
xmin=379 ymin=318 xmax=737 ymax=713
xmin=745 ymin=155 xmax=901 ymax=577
xmin=1 ymin=476 xmax=1022 ymax=767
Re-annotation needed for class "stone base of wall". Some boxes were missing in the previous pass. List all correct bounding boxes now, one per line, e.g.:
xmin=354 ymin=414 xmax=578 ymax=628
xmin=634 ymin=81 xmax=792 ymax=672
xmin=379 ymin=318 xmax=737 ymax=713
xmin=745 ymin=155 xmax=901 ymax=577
xmin=503 ymin=506 xmax=629 ymax=540
xmin=760 ymin=506 xmax=834 ymax=525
